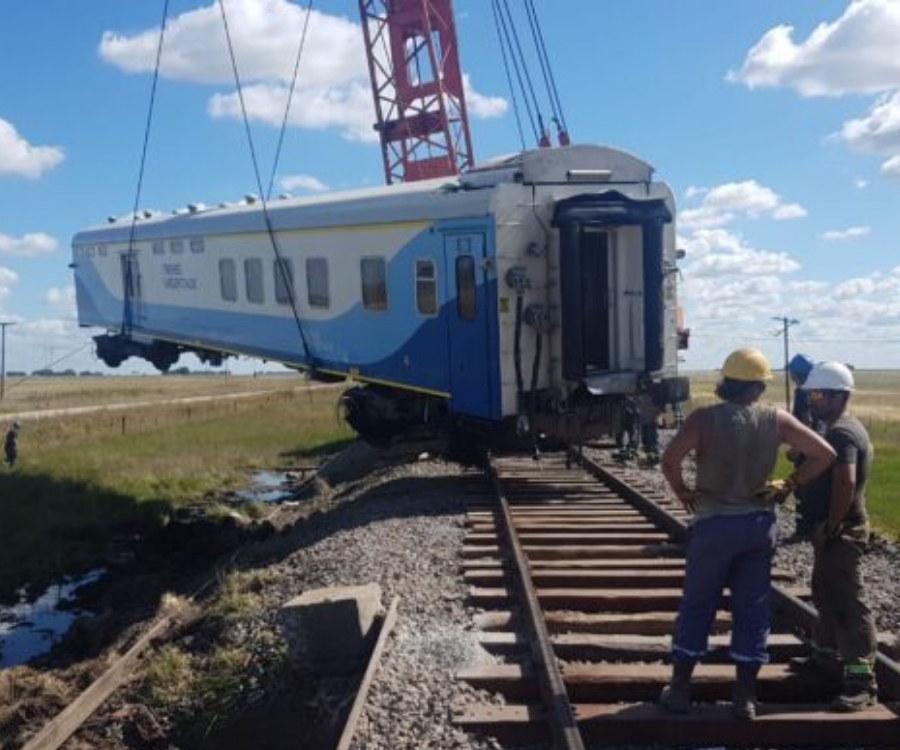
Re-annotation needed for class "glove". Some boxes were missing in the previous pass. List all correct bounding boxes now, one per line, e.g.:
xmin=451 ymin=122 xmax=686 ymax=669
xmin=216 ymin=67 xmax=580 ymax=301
xmin=758 ymin=478 xmax=795 ymax=504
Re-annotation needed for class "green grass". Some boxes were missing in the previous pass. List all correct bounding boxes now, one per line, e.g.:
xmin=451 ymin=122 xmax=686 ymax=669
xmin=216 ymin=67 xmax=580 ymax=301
xmin=867 ymin=442 xmax=900 ymax=539
xmin=0 ymin=373 xmax=300 ymax=415
xmin=0 ymin=384 xmax=353 ymax=601
xmin=684 ymin=370 xmax=900 ymax=541
xmin=139 ymin=572 xmax=288 ymax=741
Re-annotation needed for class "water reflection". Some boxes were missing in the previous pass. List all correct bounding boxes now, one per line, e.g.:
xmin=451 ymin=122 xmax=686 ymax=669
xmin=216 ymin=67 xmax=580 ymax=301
xmin=233 ymin=470 xmax=297 ymax=503
xmin=0 ymin=569 xmax=104 ymax=668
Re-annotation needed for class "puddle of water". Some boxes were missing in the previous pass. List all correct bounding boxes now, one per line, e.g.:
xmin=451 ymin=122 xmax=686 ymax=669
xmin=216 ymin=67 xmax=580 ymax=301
xmin=233 ymin=470 xmax=298 ymax=503
xmin=0 ymin=569 xmax=104 ymax=668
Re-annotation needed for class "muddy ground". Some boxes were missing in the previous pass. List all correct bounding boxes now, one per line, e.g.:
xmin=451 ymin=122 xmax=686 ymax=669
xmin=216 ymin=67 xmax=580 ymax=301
xmin=0 ymin=441 xmax=414 ymax=750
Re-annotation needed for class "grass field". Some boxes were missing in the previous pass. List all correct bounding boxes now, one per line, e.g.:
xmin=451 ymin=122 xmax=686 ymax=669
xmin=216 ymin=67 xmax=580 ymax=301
xmin=0 ymin=373 xmax=300 ymax=415
xmin=685 ymin=370 xmax=900 ymax=539
xmin=0 ymin=371 xmax=897 ymax=601
xmin=0 ymin=377 xmax=353 ymax=601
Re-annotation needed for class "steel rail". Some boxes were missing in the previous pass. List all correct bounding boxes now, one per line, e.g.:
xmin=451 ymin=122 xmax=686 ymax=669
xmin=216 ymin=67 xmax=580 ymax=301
xmin=485 ymin=455 xmax=586 ymax=750
xmin=575 ymin=450 xmax=900 ymax=700
xmin=457 ymin=449 xmax=900 ymax=747
xmin=335 ymin=596 xmax=400 ymax=750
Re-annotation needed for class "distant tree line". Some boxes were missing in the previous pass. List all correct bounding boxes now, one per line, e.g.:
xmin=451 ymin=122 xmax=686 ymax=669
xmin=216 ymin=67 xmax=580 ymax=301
xmin=11 ymin=368 xmax=235 ymax=377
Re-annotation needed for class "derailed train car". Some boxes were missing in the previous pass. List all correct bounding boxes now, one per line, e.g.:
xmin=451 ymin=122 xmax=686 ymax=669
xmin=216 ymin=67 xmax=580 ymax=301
xmin=71 ymin=144 xmax=689 ymax=446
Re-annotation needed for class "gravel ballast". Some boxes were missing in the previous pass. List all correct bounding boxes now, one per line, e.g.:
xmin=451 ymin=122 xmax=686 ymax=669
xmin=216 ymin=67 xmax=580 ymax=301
xmin=27 ymin=441 xmax=899 ymax=750
xmin=268 ymin=445 xmax=900 ymax=750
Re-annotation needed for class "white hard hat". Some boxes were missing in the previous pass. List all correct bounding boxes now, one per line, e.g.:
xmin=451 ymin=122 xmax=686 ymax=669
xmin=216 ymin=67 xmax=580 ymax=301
xmin=802 ymin=361 xmax=854 ymax=392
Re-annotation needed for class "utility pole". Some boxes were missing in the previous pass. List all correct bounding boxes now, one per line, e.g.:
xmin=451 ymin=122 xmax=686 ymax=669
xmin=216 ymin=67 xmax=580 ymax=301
xmin=0 ymin=321 xmax=14 ymax=401
xmin=772 ymin=316 xmax=799 ymax=411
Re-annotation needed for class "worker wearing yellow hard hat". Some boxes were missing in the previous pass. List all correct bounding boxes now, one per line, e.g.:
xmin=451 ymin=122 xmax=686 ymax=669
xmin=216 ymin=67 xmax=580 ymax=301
xmin=658 ymin=348 xmax=835 ymax=720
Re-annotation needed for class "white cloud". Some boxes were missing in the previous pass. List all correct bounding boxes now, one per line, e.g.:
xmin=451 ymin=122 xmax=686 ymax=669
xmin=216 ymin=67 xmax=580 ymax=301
xmin=679 ymin=252 xmax=900 ymax=370
xmin=772 ymin=204 xmax=805 ymax=220
xmin=0 ymin=232 xmax=59 ymax=257
xmin=0 ymin=118 xmax=65 ymax=179
xmin=20 ymin=318 xmax=76 ymax=338
xmin=820 ymin=225 xmax=871 ymax=241
xmin=729 ymin=1 xmax=900 ymax=180
xmin=833 ymin=271 xmax=900 ymax=300
xmin=679 ymin=180 xmax=806 ymax=231
xmin=728 ymin=0 xmax=900 ymax=97
xmin=883 ymin=153 xmax=900 ymax=177
xmin=0 ymin=266 xmax=17 ymax=302
xmin=278 ymin=174 xmax=329 ymax=193
xmin=100 ymin=0 xmax=506 ymax=143
xmin=680 ymin=228 xmax=800 ymax=278
xmin=838 ymin=90 xmax=900 ymax=165
xmin=100 ymin=2 xmax=365 ymax=87
xmin=45 ymin=286 xmax=77 ymax=317
xmin=672 ymin=175 xmax=900 ymax=368
xmin=207 ymin=80 xmax=377 ymax=142
xmin=463 ymin=74 xmax=508 ymax=119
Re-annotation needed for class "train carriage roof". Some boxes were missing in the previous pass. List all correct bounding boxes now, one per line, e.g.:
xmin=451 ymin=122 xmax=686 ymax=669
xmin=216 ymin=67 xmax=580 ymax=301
xmin=73 ymin=144 xmax=657 ymax=244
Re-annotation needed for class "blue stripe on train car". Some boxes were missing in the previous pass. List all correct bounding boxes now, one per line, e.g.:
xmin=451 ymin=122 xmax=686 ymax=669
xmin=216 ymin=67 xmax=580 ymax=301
xmin=74 ymin=225 xmax=502 ymax=421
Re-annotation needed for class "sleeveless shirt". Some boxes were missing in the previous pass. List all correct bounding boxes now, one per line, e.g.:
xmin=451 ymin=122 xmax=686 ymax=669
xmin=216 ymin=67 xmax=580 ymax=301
xmin=694 ymin=402 xmax=779 ymax=519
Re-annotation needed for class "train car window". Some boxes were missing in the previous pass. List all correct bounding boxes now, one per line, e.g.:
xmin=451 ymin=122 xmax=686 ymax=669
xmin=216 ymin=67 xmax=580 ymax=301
xmin=415 ymin=260 xmax=437 ymax=315
xmin=274 ymin=258 xmax=294 ymax=306
xmin=152 ymin=240 xmax=165 ymax=256
xmin=219 ymin=259 xmax=238 ymax=302
xmin=361 ymin=257 xmax=388 ymax=311
xmin=190 ymin=237 xmax=205 ymax=254
xmin=170 ymin=239 xmax=184 ymax=255
xmin=245 ymin=258 xmax=264 ymax=304
xmin=456 ymin=254 xmax=476 ymax=320
xmin=307 ymin=257 xmax=330 ymax=308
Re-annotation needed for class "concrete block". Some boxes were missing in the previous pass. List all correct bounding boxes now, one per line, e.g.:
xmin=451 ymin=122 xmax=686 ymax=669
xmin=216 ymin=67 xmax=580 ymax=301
xmin=278 ymin=583 xmax=383 ymax=668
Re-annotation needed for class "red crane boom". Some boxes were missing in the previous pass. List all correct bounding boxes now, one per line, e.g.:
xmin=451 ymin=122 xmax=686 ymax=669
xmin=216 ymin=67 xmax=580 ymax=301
xmin=359 ymin=0 xmax=474 ymax=184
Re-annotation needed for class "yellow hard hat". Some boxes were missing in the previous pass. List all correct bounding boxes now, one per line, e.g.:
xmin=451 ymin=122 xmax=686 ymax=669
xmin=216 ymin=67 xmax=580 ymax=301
xmin=721 ymin=348 xmax=772 ymax=382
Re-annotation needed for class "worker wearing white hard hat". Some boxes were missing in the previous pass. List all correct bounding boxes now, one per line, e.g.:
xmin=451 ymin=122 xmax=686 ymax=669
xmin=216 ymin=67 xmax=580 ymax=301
xmin=794 ymin=361 xmax=878 ymax=712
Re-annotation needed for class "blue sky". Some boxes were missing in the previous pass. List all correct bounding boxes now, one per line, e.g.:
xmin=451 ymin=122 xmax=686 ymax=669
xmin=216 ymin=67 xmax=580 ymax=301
xmin=1 ymin=0 xmax=899 ymax=375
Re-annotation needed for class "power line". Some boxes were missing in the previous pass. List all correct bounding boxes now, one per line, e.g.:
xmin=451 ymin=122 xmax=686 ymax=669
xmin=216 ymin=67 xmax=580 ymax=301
xmin=685 ymin=332 xmax=900 ymax=345
xmin=772 ymin=316 xmax=799 ymax=411
xmin=0 ymin=321 xmax=15 ymax=401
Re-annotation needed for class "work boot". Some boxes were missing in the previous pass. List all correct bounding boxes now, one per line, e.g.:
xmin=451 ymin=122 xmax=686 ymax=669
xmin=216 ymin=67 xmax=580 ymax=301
xmin=732 ymin=662 xmax=761 ymax=720
xmin=833 ymin=668 xmax=878 ymax=713
xmin=789 ymin=648 xmax=842 ymax=678
xmin=659 ymin=658 xmax=695 ymax=714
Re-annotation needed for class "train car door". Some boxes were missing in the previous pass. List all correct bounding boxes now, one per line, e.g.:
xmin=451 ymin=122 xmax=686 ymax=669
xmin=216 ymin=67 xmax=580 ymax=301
xmin=555 ymin=193 xmax=671 ymax=381
xmin=444 ymin=233 xmax=494 ymax=418
xmin=580 ymin=228 xmax=612 ymax=371
xmin=120 ymin=252 xmax=143 ymax=330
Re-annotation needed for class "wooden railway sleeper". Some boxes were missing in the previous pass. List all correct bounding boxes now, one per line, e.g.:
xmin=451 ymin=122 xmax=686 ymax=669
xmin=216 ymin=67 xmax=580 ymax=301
xmin=456 ymin=451 xmax=900 ymax=747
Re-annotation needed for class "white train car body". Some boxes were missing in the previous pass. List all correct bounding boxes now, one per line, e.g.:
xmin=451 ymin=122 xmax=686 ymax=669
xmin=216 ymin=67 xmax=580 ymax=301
xmin=72 ymin=145 xmax=688 ymax=444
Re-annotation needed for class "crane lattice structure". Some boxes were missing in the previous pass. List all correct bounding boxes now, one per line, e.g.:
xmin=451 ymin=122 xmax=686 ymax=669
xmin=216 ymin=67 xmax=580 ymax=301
xmin=359 ymin=0 xmax=474 ymax=184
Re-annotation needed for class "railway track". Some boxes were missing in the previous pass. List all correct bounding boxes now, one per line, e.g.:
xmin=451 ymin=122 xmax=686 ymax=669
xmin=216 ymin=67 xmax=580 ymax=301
xmin=455 ymin=450 xmax=900 ymax=748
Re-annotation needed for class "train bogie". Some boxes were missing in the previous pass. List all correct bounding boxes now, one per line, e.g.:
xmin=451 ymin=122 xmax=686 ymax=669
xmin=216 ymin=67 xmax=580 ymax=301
xmin=71 ymin=144 xmax=689 ymax=447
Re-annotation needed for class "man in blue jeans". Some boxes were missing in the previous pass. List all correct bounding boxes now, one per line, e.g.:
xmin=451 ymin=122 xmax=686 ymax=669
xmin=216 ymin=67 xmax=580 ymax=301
xmin=659 ymin=348 xmax=835 ymax=719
